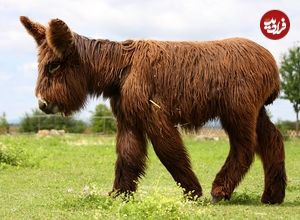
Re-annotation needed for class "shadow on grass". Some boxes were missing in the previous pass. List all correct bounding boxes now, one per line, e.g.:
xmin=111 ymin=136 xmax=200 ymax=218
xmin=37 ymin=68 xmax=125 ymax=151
xmin=219 ymin=192 xmax=261 ymax=206
xmin=212 ymin=192 xmax=300 ymax=207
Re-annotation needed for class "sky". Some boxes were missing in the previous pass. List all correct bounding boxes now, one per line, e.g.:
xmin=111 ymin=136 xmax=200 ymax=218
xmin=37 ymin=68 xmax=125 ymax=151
xmin=0 ymin=0 xmax=299 ymax=123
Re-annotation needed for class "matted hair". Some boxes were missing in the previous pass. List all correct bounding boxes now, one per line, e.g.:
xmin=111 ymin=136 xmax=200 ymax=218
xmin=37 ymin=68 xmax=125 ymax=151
xmin=20 ymin=16 xmax=286 ymax=204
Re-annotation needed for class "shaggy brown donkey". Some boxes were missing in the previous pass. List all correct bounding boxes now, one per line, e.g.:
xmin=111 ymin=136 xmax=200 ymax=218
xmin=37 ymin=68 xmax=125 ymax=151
xmin=20 ymin=16 xmax=286 ymax=204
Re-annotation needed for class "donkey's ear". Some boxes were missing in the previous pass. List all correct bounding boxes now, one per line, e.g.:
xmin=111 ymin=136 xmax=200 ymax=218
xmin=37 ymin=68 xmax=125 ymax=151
xmin=46 ymin=19 xmax=74 ymax=57
xmin=20 ymin=16 xmax=46 ymax=45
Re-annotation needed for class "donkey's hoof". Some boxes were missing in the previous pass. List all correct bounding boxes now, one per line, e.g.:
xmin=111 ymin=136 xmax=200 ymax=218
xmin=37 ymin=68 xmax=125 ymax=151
xmin=108 ymin=190 xmax=120 ymax=198
xmin=211 ymin=195 xmax=224 ymax=203
xmin=211 ymin=186 xmax=225 ymax=200
xmin=261 ymin=192 xmax=284 ymax=204
xmin=211 ymin=185 xmax=231 ymax=203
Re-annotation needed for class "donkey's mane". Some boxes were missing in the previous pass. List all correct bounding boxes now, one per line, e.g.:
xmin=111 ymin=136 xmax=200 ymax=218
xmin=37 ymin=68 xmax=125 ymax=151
xmin=74 ymin=34 xmax=137 ymax=75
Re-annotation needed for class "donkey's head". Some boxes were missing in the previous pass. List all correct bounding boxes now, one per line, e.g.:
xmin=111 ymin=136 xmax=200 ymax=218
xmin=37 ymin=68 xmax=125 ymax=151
xmin=20 ymin=16 xmax=88 ymax=116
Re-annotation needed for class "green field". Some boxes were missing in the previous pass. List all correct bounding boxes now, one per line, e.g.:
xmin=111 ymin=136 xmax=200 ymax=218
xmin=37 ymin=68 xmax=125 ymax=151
xmin=0 ymin=134 xmax=299 ymax=219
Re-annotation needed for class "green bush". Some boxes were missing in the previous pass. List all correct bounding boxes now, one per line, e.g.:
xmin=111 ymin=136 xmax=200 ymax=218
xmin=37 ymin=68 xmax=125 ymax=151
xmin=90 ymin=104 xmax=116 ymax=134
xmin=19 ymin=109 xmax=87 ymax=133
xmin=276 ymin=120 xmax=297 ymax=139
xmin=0 ymin=142 xmax=32 ymax=168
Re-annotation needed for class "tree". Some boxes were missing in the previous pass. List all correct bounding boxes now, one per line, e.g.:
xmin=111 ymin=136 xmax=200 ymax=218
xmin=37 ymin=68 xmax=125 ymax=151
xmin=19 ymin=109 xmax=87 ymax=133
xmin=280 ymin=46 xmax=300 ymax=137
xmin=0 ymin=113 xmax=9 ymax=134
xmin=90 ymin=104 xmax=116 ymax=133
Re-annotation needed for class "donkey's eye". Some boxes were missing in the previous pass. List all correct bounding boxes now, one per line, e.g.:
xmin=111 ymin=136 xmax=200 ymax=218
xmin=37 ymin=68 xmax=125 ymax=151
xmin=47 ymin=62 xmax=61 ymax=74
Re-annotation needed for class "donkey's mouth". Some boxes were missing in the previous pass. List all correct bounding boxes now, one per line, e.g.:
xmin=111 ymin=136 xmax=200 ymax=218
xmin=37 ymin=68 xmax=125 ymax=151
xmin=37 ymin=95 xmax=75 ymax=116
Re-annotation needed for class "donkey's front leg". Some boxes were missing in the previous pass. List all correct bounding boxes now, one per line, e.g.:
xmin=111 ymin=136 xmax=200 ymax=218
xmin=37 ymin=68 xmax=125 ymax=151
xmin=110 ymin=122 xmax=147 ymax=197
xmin=146 ymin=111 xmax=202 ymax=199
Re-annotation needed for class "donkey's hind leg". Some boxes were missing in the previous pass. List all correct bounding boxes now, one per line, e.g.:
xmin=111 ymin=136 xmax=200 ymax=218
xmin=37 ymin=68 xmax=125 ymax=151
xmin=211 ymin=112 xmax=257 ymax=202
xmin=255 ymin=107 xmax=286 ymax=204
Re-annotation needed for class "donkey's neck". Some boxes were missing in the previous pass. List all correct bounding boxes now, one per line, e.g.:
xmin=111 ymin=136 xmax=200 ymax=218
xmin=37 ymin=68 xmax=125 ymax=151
xmin=74 ymin=34 xmax=134 ymax=97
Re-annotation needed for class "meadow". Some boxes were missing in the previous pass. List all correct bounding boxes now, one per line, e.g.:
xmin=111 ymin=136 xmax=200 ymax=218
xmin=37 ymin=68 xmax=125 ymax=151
xmin=0 ymin=134 xmax=299 ymax=219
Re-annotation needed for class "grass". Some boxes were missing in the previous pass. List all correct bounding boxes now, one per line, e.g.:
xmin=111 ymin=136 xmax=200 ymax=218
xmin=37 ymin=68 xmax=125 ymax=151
xmin=0 ymin=134 xmax=299 ymax=219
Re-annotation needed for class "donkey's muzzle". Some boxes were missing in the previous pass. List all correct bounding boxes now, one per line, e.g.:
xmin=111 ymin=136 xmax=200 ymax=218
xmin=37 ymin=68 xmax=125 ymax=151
xmin=38 ymin=99 xmax=47 ymax=111
xmin=38 ymin=99 xmax=59 ymax=114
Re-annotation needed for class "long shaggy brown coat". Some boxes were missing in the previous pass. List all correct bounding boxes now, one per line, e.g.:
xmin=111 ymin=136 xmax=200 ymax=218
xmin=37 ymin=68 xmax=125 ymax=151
xmin=20 ymin=16 xmax=286 ymax=204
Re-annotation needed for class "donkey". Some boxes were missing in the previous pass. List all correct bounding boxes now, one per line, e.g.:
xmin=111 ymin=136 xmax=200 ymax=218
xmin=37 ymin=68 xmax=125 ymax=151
xmin=20 ymin=16 xmax=286 ymax=204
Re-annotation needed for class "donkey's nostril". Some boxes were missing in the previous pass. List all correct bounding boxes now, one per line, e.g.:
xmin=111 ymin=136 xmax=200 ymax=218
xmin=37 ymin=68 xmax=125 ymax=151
xmin=38 ymin=100 xmax=47 ymax=110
